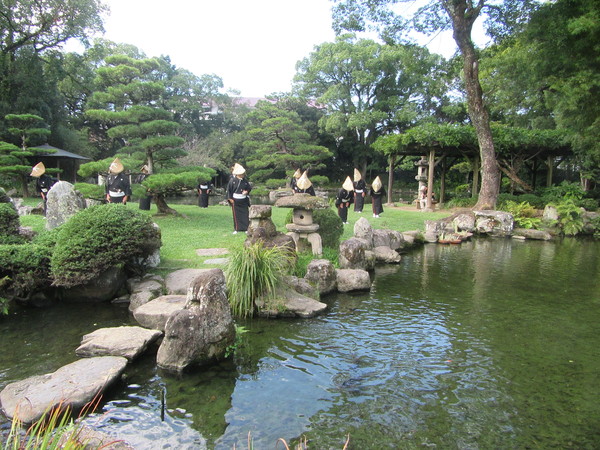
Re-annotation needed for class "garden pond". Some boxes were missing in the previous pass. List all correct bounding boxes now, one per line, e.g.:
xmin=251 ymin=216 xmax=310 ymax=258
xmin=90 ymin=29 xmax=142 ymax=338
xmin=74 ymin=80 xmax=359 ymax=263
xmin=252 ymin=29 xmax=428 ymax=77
xmin=1 ymin=237 xmax=599 ymax=449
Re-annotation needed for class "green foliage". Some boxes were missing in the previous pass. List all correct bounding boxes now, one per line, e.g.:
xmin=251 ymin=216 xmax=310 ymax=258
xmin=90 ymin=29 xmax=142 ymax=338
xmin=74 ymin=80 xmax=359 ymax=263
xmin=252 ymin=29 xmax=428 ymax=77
xmin=51 ymin=204 xmax=161 ymax=287
xmin=285 ymin=207 xmax=343 ymax=249
xmin=541 ymin=181 xmax=585 ymax=205
xmin=313 ymin=208 xmax=344 ymax=248
xmin=73 ymin=182 xmax=105 ymax=201
xmin=501 ymin=200 xmax=541 ymax=229
xmin=225 ymin=242 xmax=294 ymax=318
xmin=265 ymin=178 xmax=287 ymax=189
xmin=446 ymin=197 xmax=478 ymax=209
xmin=498 ymin=193 xmax=544 ymax=210
xmin=0 ymin=244 xmax=53 ymax=300
xmin=243 ymin=100 xmax=333 ymax=183
xmin=0 ymin=202 xmax=20 ymax=237
xmin=577 ymin=198 xmax=598 ymax=212
xmin=309 ymin=175 xmax=329 ymax=187
xmin=553 ymin=200 xmax=584 ymax=236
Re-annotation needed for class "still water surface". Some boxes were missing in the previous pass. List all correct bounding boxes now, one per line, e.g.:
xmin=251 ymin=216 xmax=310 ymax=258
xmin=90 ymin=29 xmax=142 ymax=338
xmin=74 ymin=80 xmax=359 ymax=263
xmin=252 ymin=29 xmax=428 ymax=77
xmin=1 ymin=238 xmax=599 ymax=449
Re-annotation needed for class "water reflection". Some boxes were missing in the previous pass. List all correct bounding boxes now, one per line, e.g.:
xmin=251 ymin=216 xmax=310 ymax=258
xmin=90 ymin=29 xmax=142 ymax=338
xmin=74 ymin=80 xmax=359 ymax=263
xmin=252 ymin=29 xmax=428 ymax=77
xmin=1 ymin=239 xmax=599 ymax=448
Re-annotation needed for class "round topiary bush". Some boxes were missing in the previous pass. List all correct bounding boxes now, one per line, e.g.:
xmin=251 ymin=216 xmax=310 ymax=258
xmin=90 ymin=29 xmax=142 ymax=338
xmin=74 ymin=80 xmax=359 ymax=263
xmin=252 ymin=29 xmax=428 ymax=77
xmin=51 ymin=204 xmax=161 ymax=288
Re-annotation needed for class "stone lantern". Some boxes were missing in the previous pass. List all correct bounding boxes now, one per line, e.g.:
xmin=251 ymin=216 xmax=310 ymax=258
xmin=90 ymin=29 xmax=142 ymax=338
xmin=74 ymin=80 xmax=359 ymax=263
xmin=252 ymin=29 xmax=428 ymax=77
xmin=274 ymin=194 xmax=329 ymax=255
xmin=415 ymin=157 xmax=428 ymax=209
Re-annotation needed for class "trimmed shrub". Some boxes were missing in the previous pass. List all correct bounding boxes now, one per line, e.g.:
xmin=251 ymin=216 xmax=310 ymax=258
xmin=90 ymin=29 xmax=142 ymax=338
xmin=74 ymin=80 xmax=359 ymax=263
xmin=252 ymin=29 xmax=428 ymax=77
xmin=0 ymin=202 xmax=19 ymax=237
xmin=0 ymin=244 xmax=53 ymax=301
xmin=51 ymin=204 xmax=161 ymax=287
xmin=313 ymin=208 xmax=343 ymax=248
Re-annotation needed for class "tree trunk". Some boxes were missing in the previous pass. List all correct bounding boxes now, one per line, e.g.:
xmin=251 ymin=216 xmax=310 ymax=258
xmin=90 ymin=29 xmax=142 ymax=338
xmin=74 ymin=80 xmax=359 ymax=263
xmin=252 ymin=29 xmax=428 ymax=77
xmin=154 ymin=194 xmax=180 ymax=216
xmin=446 ymin=1 xmax=500 ymax=209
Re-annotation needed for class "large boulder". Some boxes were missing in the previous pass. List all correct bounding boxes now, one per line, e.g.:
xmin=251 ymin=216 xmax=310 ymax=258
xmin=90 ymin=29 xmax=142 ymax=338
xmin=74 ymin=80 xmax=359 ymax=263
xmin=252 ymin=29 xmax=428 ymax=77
xmin=256 ymin=285 xmax=328 ymax=318
xmin=76 ymin=326 xmax=162 ymax=361
xmin=58 ymin=266 xmax=127 ymax=302
xmin=353 ymin=217 xmax=373 ymax=248
xmin=45 ymin=181 xmax=86 ymax=230
xmin=453 ymin=213 xmax=476 ymax=232
xmin=284 ymin=275 xmax=319 ymax=300
xmin=373 ymin=246 xmax=401 ymax=263
xmin=0 ymin=356 xmax=127 ymax=423
xmin=127 ymin=275 xmax=165 ymax=312
xmin=165 ymin=269 xmax=209 ymax=295
xmin=133 ymin=295 xmax=187 ymax=331
xmin=372 ymin=229 xmax=405 ymax=251
xmin=304 ymin=259 xmax=337 ymax=295
xmin=335 ymin=269 xmax=372 ymax=292
xmin=473 ymin=210 xmax=514 ymax=235
xmin=512 ymin=228 xmax=553 ymax=240
xmin=156 ymin=269 xmax=235 ymax=372
xmin=339 ymin=237 xmax=371 ymax=270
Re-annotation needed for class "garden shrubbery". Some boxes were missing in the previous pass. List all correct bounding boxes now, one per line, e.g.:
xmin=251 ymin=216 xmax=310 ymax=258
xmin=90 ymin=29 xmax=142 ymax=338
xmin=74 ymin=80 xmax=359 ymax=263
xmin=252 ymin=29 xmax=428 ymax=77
xmin=51 ymin=204 xmax=161 ymax=287
xmin=0 ymin=243 xmax=53 ymax=301
xmin=285 ymin=207 xmax=343 ymax=249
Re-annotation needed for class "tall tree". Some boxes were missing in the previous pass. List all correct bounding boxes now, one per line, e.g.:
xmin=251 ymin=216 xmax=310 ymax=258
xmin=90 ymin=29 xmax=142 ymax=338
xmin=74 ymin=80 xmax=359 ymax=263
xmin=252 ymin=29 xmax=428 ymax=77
xmin=85 ymin=55 xmax=185 ymax=173
xmin=1 ymin=113 xmax=52 ymax=196
xmin=332 ymin=0 xmax=539 ymax=208
xmin=0 ymin=0 xmax=106 ymax=121
xmin=242 ymin=100 xmax=332 ymax=183
xmin=294 ymin=34 xmax=444 ymax=175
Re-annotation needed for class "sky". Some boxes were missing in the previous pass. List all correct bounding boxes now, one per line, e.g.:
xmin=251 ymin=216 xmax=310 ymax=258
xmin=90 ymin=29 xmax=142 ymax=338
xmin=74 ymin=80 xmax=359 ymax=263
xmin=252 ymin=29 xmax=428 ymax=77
xmin=84 ymin=0 xmax=466 ymax=98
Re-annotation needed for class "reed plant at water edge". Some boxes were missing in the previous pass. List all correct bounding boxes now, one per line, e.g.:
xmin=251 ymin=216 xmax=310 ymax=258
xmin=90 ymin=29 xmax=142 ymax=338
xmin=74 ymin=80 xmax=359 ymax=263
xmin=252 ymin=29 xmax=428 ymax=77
xmin=225 ymin=242 xmax=295 ymax=318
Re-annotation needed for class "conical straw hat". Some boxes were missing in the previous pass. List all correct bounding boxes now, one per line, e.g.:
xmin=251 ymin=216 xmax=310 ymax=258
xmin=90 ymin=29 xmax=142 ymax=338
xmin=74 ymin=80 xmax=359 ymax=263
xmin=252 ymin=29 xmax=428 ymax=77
xmin=353 ymin=168 xmax=362 ymax=182
xmin=371 ymin=176 xmax=382 ymax=193
xmin=297 ymin=171 xmax=312 ymax=190
xmin=232 ymin=163 xmax=246 ymax=175
xmin=30 ymin=162 xmax=45 ymax=177
xmin=109 ymin=158 xmax=124 ymax=174
xmin=293 ymin=168 xmax=302 ymax=179
xmin=342 ymin=176 xmax=354 ymax=191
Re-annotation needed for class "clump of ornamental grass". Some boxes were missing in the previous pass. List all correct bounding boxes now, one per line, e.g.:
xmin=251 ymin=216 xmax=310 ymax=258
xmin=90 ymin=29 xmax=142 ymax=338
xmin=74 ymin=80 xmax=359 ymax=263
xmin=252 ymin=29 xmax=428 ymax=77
xmin=1 ymin=396 xmax=108 ymax=450
xmin=225 ymin=242 xmax=295 ymax=318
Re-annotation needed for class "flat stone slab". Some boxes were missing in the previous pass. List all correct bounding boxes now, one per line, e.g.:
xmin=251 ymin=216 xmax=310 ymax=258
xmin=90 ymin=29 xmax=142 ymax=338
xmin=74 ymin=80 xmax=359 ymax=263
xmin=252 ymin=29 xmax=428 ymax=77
xmin=76 ymin=326 xmax=163 ymax=361
xmin=204 ymin=258 xmax=229 ymax=265
xmin=133 ymin=295 xmax=187 ymax=331
xmin=196 ymin=248 xmax=229 ymax=256
xmin=0 ymin=356 xmax=128 ymax=423
xmin=165 ymin=269 xmax=210 ymax=294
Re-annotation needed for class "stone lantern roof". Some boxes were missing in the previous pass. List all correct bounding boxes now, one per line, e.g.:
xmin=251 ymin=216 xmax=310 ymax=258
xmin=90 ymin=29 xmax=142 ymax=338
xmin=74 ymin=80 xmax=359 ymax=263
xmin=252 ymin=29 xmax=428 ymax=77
xmin=274 ymin=193 xmax=329 ymax=210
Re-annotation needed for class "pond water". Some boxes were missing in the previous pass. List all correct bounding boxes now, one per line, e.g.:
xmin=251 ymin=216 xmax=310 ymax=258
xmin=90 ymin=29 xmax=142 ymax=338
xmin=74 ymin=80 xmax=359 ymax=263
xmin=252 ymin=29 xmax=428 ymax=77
xmin=1 ymin=238 xmax=599 ymax=449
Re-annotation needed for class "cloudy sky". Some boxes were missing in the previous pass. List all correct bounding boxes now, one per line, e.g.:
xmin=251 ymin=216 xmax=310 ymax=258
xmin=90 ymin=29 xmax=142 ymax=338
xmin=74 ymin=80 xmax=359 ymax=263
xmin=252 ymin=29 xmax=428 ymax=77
xmin=84 ymin=0 xmax=466 ymax=98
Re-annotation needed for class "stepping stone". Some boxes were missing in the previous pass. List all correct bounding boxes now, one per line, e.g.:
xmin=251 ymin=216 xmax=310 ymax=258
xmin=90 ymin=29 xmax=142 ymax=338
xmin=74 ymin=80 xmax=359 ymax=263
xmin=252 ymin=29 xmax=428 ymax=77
xmin=204 ymin=257 xmax=229 ymax=265
xmin=76 ymin=326 xmax=163 ymax=361
xmin=0 ymin=356 xmax=127 ymax=424
xmin=165 ymin=269 xmax=210 ymax=294
xmin=133 ymin=295 xmax=186 ymax=331
xmin=196 ymin=248 xmax=229 ymax=256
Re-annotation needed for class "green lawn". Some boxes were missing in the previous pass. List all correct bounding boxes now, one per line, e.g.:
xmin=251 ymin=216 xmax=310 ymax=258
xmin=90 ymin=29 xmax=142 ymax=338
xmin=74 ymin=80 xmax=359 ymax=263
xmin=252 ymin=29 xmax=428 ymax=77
xmin=18 ymin=199 xmax=450 ymax=271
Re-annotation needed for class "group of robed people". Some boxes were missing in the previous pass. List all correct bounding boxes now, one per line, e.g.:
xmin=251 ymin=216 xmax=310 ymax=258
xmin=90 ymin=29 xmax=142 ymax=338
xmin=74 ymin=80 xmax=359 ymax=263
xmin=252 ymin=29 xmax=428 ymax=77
xmin=29 ymin=158 xmax=384 ymax=234
xmin=334 ymin=169 xmax=385 ymax=224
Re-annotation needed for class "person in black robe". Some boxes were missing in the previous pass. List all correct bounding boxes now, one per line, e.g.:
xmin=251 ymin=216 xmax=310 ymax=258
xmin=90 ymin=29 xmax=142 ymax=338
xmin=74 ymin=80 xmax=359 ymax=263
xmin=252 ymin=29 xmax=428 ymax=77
xmin=290 ymin=168 xmax=302 ymax=193
xmin=105 ymin=158 xmax=132 ymax=204
xmin=30 ymin=162 xmax=57 ymax=215
xmin=295 ymin=171 xmax=316 ymax=196
xmin=197 ymin=179 xmax=213 ymax=208
xmin=370 ymin=176 xmax=385 ymax=218
xmin=335 ymin=176 xmax=354 ymax=224
xmin=227 ymin=163 xmax=252 ymax=234
xmin=353 ymin=168 xmax=366 ymax=213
